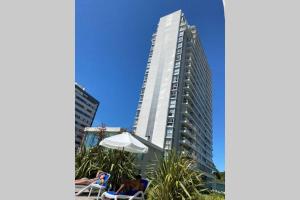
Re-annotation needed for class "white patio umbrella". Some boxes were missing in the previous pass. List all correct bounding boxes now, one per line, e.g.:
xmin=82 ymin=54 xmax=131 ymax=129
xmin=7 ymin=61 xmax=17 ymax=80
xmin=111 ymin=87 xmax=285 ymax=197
xmin=99 ymin=132 xmax=148 ymax=153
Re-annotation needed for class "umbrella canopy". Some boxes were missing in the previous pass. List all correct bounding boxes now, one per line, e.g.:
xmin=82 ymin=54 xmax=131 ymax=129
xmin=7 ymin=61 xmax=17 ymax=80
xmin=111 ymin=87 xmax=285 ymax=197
xmin=99 ymin=132 xmax=148 ymax=153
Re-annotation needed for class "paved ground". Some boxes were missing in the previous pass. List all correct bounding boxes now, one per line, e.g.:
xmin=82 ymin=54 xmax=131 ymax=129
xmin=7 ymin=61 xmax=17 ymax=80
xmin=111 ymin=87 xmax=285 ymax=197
xmin=75 ymin=192 xmax=101 ymax=200
xmin=75 ymin=185 xmax=102 ymax=200
xmin=75 ymin=196 xmax=97 ymax=200
xmin=76 ymin=196 xmax=95 ymax=200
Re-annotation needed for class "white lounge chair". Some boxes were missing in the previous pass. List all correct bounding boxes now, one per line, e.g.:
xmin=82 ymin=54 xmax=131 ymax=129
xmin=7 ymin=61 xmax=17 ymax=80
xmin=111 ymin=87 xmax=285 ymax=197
xmin=76 ymin=173 xmax=111 ymax=200
xmin=100 ymin=179 xmax=150 ymax=200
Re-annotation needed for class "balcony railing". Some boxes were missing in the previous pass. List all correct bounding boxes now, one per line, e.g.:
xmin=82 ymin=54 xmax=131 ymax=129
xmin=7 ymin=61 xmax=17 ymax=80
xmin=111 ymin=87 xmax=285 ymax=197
xmin=180 ymin=127 xmax=196 ymax=141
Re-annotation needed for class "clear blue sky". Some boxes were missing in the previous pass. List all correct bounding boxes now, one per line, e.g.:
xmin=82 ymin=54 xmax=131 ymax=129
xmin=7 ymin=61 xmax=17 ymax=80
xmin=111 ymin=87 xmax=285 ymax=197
xmin=76 ymin=0 xmax=224 ymax=172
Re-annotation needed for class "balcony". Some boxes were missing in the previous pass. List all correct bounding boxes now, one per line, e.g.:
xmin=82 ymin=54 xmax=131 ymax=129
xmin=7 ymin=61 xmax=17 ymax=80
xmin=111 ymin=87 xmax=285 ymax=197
xmin=181 ymin=127 xmax=196 ymax=141
xmin=191 ymin=153 xmax=197 ymax=160
xmin=181 ymin=139 xmax=192 ymax=146
xmin=185 ymin=78 xmax=191 ymax=83
xmin=181 ymin=148 xmax=197 ymax=160
xmin=182 ymin=138 xmax=198 ymax=151
xmin=181 ymin=116 xmax=198 ymax=133
xmin=182 ymin=101 xmax=193 ymax=111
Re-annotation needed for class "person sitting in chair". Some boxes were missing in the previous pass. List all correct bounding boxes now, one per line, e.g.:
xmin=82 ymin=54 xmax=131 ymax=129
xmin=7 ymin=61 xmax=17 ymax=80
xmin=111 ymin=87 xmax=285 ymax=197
xmin=115 ymin=174 xmax=145 ymax=195
xmin=75 ymin=170 xmax=106 ymax=185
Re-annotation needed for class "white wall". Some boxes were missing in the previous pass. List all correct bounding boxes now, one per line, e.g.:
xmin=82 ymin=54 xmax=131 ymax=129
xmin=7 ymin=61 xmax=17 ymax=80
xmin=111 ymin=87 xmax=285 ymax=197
xmin=135 ymin=10 xmax=181 ymax=148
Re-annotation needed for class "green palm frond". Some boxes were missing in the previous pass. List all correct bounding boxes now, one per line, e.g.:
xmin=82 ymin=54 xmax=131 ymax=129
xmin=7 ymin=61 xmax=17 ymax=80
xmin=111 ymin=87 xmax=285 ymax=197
xmin=75 ymin=146 xmax=136 ymax=190
xmin=146 ymin=150 xmax=212 ymax=200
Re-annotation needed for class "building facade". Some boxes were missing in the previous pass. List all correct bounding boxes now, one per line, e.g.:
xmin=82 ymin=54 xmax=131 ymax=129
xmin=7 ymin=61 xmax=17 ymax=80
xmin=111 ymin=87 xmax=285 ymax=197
xmin=75 ymin=83 xmax=99 ymax=150
xmin=82 ymin=127 xmax=125 ymax=149
xmin=133 ymin=10 xmax=214 ymax=173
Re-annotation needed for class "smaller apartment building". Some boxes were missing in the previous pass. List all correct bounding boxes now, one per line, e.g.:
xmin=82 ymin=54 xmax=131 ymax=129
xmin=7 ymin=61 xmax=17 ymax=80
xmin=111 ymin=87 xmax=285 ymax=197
xmin=82 ymin=127 xmax=126 ymax=149
xmin=75 ymin=83 xmax=99 ymax=150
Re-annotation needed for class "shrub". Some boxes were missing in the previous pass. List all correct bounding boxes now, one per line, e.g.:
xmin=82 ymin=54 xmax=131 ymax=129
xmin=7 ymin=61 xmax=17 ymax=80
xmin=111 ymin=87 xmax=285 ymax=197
xmin=75 ymin=146 xmax=137 ymax=190
xmin=75 ymin=146 xmax=101 ymax=179
xmin=146 ymin=150 xmax=207 ymax=200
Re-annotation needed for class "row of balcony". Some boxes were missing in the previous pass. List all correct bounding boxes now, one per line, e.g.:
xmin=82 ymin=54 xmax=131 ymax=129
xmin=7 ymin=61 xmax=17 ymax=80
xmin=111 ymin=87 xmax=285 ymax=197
xmin=184 ymin=68 xmax=212 ymax=115
xmin=184 ymin=55 xmax=212 ymax=99
xmin=181 ymin=100 xmax=212 ymax=142
xmin=182 ymin=91 xmax=212 ymax=137
xmin=181 ymin=110 xmax=213 ymax=154
xmin=185 ymin=40 xmax=212 ymax=88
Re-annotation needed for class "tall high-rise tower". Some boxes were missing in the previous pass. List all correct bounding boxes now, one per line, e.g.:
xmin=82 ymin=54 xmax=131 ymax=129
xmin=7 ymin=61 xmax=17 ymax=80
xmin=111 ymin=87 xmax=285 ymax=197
xmin=133 ymin=10 xmax=214 ymax=173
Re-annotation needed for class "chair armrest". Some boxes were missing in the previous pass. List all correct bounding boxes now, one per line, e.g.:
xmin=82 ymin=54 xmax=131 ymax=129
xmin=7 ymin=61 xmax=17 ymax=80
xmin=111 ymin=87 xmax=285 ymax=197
xmin=129 ymin=191 xmax=144 ymax=200
xmin=131 ymin=191 xmax=144 ymax=198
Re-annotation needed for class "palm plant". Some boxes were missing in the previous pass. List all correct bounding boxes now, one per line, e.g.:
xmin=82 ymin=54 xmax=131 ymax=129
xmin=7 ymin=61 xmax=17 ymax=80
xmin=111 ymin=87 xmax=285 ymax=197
xmin=95 ymin=148 xmax=137 ymax=191
xmin=146 ymin=150 xmax=207 ymax=200
xmin=75 ymin=146 xmax=102 ymax=179
xmin=75 ymin=145 xmax=137 ymax=190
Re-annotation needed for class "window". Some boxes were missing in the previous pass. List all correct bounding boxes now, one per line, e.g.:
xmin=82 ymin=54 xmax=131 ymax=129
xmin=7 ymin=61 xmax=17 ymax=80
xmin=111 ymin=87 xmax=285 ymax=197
xmin=172 ymin=75 xmax=179 ymax=83
xmin=171 ymin=83 xmax=178 ymax=90
xmin=179 ymin=31 xmax=184 ymax=37
xmin=75 ymin=108 xmax=91 ymax=119
xmin=176 ymin=48 xmax=182 ymax=55
xmin=168 ymin=108 xmax=175 ymax=117
xmin=174 ymin=68 xmax=180 ymax=75
xmin=178 ymin=42 xmax=183 ymax=48
xmin=166 ymin=128 xmax=173 ymax=138
xmin=178 ymin=36 xmax=183 ymax=42
xmin=76 ymin=96 xmax=87 ymax=105
xmin=86 ymin=109 xmax=92 ymax=113
xmin=165 ymin=139 xmax=172 ymax=145
xmin=176 ymin=55 xmax=181 ymax=61
xmin=137 ymin=103 xmax=142 ymax=110
xmin=170 ymin=91 xmax=177 ymax=98
xmin=167 ymin=118 xmax=174 ymax=123
xmin=165 ymin=139 xmax=172 ymax=149
xmin=75 ymin=102 xmax=84 ymax=109
xmin=170 ymin=100 xmax=176 ymax=105
xmin=137 ymin=154 xmax=145 ymax=161
xmin=167 ymin=118 xmax=174 ymax=126
xmin=174 ymin=61 xmax=181 ymax=69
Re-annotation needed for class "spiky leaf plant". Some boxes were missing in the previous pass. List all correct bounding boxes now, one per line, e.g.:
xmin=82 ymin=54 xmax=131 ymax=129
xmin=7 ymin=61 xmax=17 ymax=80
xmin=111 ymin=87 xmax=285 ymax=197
xmin=75 ymin=145 xmax=137 ymax=190
xmin=98 ymin=148 xmax=137 ymax=190
xmin=75 ymin=146 xmax=101 ymax=179
xmin=146 ymin=150 xmax=207 ymax=200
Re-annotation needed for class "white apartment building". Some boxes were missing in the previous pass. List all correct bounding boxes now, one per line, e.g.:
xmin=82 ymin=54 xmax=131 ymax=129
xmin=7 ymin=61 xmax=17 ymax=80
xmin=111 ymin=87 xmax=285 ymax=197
xmin=133 ymin=10 xmax=214 ymax=173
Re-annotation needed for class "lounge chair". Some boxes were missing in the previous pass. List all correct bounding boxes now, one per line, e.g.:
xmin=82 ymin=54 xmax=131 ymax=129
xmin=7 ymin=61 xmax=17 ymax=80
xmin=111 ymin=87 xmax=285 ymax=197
xmin=100 ymin=178 xmax=150 ymax=200
xmin=76 ymin=172 xmax=111 ymax=200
